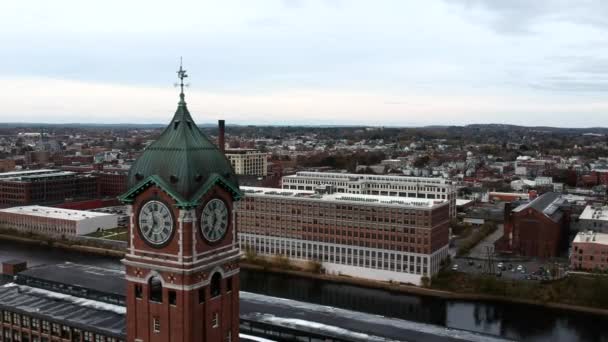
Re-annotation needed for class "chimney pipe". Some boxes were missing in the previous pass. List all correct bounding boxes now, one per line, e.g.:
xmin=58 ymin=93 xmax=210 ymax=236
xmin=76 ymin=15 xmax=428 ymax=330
xmin=218 ymin=120 xmax=225 ymax=153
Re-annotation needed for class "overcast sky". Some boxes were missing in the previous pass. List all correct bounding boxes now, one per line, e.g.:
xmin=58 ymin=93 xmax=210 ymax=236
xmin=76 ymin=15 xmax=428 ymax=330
xmin=1 ymin=0 xmax=608 ymax=127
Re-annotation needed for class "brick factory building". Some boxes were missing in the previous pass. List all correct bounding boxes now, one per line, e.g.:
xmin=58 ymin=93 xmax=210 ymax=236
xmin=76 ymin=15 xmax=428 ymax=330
xmin=225 ymin=149 xmax=268 ymax=177
xmin=237 ymin=186 xmax=450 ymax=285
xmin=97 ymin=170 xmax=128 ymax=197
xmin=497 ymin=192 xmax=570 ymax=258
xmin=61 ymin=165 xmax=129 ymax=198
xmin=282 ymin=171 xmax=457 ymax=218
xmin=571 ymin=231 xmax=608 ymax=272
xmin=0 ymin=263 xmax=126 ymax=342
xmin=591 ymin=169 xmax=608 ymax=186
xmin=0 ymin=160 xmax=15 ymax=173
xmin=0 ymin=169 xmax=98 ymax=208
xmin=0 ymin=205 xmax=118 ymax=236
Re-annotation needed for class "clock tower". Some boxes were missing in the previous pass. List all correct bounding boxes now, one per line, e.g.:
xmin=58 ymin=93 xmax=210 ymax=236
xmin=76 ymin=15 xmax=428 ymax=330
xmin=119 ymin=64 xmax=242 ymax=342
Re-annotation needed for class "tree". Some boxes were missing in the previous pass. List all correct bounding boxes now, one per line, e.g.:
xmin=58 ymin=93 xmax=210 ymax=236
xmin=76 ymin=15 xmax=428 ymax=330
xmin=421 ymin=276 xmax=430 ymax=287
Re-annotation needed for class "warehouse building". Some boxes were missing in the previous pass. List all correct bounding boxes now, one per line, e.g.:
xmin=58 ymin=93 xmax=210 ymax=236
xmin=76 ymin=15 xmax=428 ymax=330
xmin=0 ymin=169 xmax=98 ymax=208
xmin=225 ymin=149 xmax=268 ymax=177
xmin=0 ymin=205 xmax=118 ymax=236
xmin=576 ymin=204 xmax=608 ymax=233
xmin=237 ymin=186 xmax=450 ymax=285
xmin=571 ymin=231 xmax=608 ymax=272
xmin=281 ymin=171 xmax=457 ymax=218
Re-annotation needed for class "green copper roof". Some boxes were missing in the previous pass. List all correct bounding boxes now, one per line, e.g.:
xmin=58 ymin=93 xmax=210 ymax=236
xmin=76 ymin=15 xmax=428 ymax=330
xmin=124 ymin=92 xmax=239 ymax=203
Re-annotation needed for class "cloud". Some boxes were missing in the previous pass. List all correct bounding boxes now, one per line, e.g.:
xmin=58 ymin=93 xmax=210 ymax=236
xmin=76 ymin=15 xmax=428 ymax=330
xmin=3 ymin=77 xmax=608 ymax=127
xmin=447 ymin=0 xmax=608 ymax=34
xmin=1 ymin=1 xmax=608 ymax=126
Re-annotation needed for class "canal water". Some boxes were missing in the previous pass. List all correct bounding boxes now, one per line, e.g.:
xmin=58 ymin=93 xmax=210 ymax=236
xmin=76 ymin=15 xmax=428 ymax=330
xmin=1 ymin=240 xmax=607 ymax=342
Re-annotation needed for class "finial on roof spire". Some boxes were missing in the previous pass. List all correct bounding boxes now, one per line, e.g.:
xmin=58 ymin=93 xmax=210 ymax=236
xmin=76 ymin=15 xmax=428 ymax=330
xmin=177 ymin=57 xmax=188 ymax=102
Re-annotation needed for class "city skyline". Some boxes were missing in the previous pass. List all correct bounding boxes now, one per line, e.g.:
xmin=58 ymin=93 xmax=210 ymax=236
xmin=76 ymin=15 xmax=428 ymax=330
xmin=2 ymin=0 xmax=608 ymax=127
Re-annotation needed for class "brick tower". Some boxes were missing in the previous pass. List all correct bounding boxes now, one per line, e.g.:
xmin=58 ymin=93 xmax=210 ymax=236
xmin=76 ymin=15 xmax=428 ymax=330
xmin=119 ymin=63 xmax=242 ymax=342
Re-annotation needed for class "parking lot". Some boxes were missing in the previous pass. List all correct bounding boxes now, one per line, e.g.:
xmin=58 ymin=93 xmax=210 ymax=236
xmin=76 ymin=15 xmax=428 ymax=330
xmin=450 ymin=257 xmax=568 ymax=281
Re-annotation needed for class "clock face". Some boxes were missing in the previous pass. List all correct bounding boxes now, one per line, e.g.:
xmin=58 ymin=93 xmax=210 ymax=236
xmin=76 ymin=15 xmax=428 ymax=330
xmin=201 ymin=199 xmax=229 ymax=242
xmin=138 ymin=200 xmax=174 ymax=247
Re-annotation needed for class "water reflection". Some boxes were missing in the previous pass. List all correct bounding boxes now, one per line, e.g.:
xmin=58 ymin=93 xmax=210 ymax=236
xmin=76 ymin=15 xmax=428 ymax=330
xmin=241 ymin=271 xmax=608 ymax=342
xmin=448 ymin=301 xmax=608 ymax=342
xmin=240 ymin=270 xmax=447 ymax=325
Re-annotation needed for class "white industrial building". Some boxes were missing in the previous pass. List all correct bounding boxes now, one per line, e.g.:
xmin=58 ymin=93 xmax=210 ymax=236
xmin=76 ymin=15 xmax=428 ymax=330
xmin=281 ymin=171 xmax=457 ymax=217
xmin=225 ymin=149 xmax=268 ymax=177
xmin=576 ymin=204 xmax=608 ymax=233
xmin=0 ymin=205 xmax=118 ymax=236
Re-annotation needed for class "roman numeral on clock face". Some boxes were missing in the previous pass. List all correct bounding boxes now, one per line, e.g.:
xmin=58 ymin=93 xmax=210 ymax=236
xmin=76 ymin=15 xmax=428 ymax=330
xmin=200 ymin=199 xmax=229 ymax=243
xmin=138 ymin=200 xmax=174 ymax=247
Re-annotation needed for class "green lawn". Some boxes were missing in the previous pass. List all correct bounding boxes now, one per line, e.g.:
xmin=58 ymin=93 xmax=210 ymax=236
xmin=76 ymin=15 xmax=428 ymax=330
xmin=86 ymin=227 xmax=128 ymax=241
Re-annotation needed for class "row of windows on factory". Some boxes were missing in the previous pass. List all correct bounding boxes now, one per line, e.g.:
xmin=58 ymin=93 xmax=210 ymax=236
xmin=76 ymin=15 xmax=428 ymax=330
xmin=240 ymin=223 xmax=432 ymax=243
xmin=241 ymin=233 xmax=432 ymax=254
xmin=0 ymin=219 xmax=75 ymax=235
xmin=238 ymin=214 xmax=431 ymax=228
xmin=241 ymin=237 xmax=432 ymax=275
xmin=285 ymin=185 xmax=448 ymax=198
xmin=1 ymin=311 xmax=121 ymax=342
xmin=284 ymin=179 xmax=448 ymax=191
xmin=240 ymin=199 xmax=434 ymax=216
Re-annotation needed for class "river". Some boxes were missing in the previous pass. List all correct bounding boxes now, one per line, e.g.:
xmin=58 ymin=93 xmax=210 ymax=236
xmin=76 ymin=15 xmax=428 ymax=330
xmin=1 ymin=240 xmax=607 ymax=342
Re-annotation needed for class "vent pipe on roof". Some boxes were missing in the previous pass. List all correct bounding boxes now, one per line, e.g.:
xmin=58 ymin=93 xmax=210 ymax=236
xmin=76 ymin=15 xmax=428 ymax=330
xmin=218 ymin=120 xmax=225 ymax=153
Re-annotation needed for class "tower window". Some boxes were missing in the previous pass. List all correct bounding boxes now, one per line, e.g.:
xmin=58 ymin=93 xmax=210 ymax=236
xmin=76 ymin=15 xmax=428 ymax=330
xmin=169 ymin=290 xmax=177 ymax=305
xmin=212 ymin=313 xmax=219 ymax=328
xmin=198 ymin=287 xmax=206 ymax=304
xmin=135 ymin=284 xmax=143 ymax=299
xmin=153 ymin=317 xmax=160 ymax=333
xmin=149 ymin=276 xmax=163 ymax=303
xmin=210 ymin=272 xmax=222 ymax=298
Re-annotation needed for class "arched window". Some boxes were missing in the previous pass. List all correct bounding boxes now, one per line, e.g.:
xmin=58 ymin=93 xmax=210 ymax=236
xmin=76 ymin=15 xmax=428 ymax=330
xmin=149 ymin=276 xmax=163 ymax=303
xmin=210 ymin=272 xmax=222 ymax=298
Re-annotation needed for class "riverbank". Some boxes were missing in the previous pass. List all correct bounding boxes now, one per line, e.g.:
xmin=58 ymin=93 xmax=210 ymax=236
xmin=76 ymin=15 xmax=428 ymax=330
xmin=0 ymin=233 xmax=125 ymax=258
xmin=239 ymin=262 xmax=608 ymax=317
xmin=1 ymin=233 xmax=607 ymax=317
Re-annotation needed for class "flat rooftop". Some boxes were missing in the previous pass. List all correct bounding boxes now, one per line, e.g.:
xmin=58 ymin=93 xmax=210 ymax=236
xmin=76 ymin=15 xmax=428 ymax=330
xmin=580 ymin=205 xmax=608 ymax=221
xmin=573 ymin=231 xmax=608 ymax=245
xmin=0 ymin=283 xmax=125 ymax=338
xmin=285 ymin=171 xmax=452 ymax=185
xmin=241 ymin=186 xmax=447 ymax=209
xmin=0 ymin=169 xmax=58 ymax=179
xmin=0 ymin=205 xmax=117 ymax=221
xmin=226 ymin=149 xmax=264 ymax=154
xmin=17 ymin=262 xmax=126 ymax=298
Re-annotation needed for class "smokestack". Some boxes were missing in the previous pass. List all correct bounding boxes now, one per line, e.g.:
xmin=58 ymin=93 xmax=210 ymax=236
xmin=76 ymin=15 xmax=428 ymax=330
xmin=218 ymin=120 xmax=225 ymax=153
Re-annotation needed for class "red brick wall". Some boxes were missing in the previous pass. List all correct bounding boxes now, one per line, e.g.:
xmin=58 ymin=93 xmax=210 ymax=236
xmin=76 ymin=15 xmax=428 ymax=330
xmin=571 ymin=241 xmax=608 ymax=271
xmin=510 ymin=209 xmax=563 ymax=258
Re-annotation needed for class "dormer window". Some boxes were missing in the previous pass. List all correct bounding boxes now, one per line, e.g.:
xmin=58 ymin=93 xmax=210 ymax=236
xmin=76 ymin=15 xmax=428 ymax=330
xmin=174 ymin=120 xmax=181 ymax=129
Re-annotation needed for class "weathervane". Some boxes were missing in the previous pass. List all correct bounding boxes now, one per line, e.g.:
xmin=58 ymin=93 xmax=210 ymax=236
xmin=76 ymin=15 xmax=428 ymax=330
xmin=176 ymin=57 xmax=189 ymax=98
